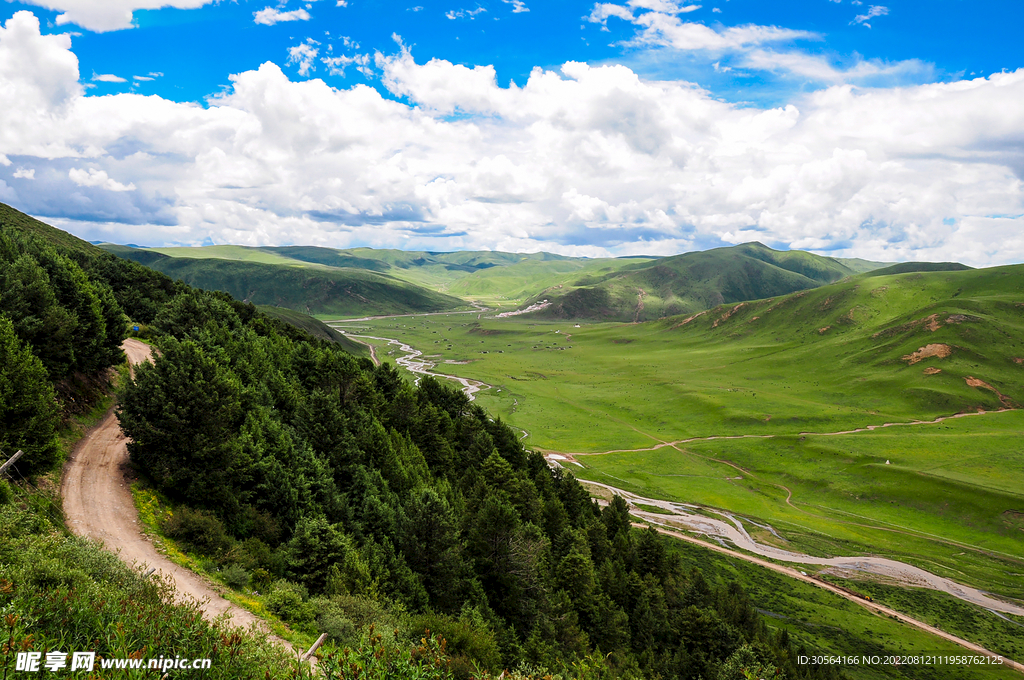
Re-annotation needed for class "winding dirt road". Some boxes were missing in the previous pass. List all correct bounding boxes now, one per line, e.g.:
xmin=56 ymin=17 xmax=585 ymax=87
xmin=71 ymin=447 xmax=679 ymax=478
xmin=61 ymin=339 xmax=280 ymax=637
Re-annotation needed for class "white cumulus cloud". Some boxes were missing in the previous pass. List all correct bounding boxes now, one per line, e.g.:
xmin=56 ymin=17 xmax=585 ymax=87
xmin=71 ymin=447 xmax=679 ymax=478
xmin=69 ymin=167 xmax=136 ymax=191
xmin=1 ymin=10 xmax=1023 ymax=266
xmin=14 ymin=167 xmax=36 ymax=179
xmin=287 ymin=39 xmax=320 ymax=76
xmin=254 ymin=7 xmax=312 ymax=25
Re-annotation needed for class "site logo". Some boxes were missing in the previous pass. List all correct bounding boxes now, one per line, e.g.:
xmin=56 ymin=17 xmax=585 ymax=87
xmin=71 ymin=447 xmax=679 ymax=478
xmin=15 ymin=651 xmax=212 ymax=672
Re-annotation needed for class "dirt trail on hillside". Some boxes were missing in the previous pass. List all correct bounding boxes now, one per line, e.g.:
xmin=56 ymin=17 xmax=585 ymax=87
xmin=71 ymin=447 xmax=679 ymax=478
xmin=61 ymin=340 xmax=288 ymax=642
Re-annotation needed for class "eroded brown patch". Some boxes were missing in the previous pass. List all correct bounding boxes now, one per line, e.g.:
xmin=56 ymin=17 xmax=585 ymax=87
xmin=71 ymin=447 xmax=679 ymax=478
xmin=818 ymin=326 xmax=831 ymax=334
xmin=923 ymin=367 xmax=942 ymax=375
xmin=670 ymin=310 xmax=708 ymax=329
xmin=965 ymin=376 xmax=1017 ymax=409
xmin=1002 ymin=510 xmax=1024 ymax=533
xmin=902 ymin=343 xmax=953 ymax=365
xmin=712 ymin=303 xmax=746 ymax=328
xmin=1013 ymin=357 xmax=1023 ymax=365
xmin=874 ymin=313 xmax=947 ymax=339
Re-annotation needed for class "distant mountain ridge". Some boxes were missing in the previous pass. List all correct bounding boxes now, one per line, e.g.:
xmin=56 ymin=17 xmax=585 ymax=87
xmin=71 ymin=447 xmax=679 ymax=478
xmin=99 ymin=244 xmax=466 ymax=318
xmin=527 ymin=242 xmax=890 ymax=321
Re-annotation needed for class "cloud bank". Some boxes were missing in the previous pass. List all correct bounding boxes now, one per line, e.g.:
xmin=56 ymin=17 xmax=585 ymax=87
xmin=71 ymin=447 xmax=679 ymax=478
xmin=1 ymin=10 xmax=1023 ymax=265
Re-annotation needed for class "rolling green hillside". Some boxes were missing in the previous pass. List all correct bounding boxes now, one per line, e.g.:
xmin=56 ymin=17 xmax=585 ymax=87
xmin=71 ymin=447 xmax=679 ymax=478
xmin=444 ymin=255 xmax=655 ymax=300
xmin=529 ymin=242 xmax=888 ymax=321
xmin=101 ymin=245 xmax=465 ymax=317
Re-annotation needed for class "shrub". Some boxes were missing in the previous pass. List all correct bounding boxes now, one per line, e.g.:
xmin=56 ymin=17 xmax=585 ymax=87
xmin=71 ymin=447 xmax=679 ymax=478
xmin=162 ymin=506 xmax=232 ymax=554
xmin=266 ymin=580 xmax=314 ymax=624
xmin=251 ymin=567 xmax=273 ymax=592
xmin=319 ymin=613 xmax=357 ymax=645
xmin=0 ymin=503 xmax=306 ymax=679
xmin=222 ymin=563 xmax=250 ymax=590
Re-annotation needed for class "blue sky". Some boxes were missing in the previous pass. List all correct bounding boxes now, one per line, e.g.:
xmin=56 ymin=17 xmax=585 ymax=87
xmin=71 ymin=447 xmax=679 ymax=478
xmin=13 ymin=0 xmax=1020 ymax=104
xmin=1 ymin=0 xmax=1023 ymax=263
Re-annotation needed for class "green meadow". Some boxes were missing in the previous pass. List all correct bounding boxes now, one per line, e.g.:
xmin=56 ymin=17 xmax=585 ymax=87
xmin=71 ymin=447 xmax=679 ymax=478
xmin=341 ymin=265 xmax=1024 ymax=611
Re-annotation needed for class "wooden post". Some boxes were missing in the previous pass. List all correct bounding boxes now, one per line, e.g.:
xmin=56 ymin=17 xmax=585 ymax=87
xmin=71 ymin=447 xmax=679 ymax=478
xmin=0 ymin=450 xmax=24 ymax=476
xmin=301 ymin=633 xmax=328 ymax=662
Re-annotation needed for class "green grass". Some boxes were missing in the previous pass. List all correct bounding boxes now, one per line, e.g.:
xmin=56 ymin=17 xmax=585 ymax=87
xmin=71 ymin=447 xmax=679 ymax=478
xmin=0 ymin=202 xmax=107 ymax=257
xmin=102 ymin=250 xmax=467 ymax=317
xmin=354 ymin=265 xmax=1024 ymax=452
xmin=148 ymin=244 xmax=324 ymax=267
xmin=445 ymin=256 xmax=654 ymax=303
xmin=570 ymin=415 xmax=1024 ymax=601
xmin=104 ymin=241 xmax=653 ymax=305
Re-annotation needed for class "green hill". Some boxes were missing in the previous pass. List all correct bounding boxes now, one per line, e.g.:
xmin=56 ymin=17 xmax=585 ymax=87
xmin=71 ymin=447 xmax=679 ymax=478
xmin=864 ymin=261 xmax=973 ymax=277
xmin=527 ymin=242 xmax=889 ymax=321
xmin=100 ymin=245 xmax=466 ymax=318
xmin=649 ymin=263 xmax=1024 ymax=417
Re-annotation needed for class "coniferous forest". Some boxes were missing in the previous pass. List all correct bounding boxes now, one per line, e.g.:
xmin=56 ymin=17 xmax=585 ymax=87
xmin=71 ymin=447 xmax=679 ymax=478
xmin=0 ymin=204 xmax=845 ymax=679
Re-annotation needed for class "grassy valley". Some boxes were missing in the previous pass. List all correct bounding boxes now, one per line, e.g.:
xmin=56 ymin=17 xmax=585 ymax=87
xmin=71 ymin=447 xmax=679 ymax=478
xmin=339 ymin=263 xmax=1024 ymax=667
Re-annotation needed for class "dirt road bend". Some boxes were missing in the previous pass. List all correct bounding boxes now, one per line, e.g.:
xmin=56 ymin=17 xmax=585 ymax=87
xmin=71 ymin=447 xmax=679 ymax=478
xmin=61 ymin=339 xmax=281 ymax=638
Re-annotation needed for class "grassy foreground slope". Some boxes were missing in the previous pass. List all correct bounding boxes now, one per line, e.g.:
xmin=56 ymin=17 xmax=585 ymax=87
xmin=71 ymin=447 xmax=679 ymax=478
xmin=101 ymin=244 xmax=465 ymax=317
xmin=530 ymin=242 xmax=890 ymax=321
